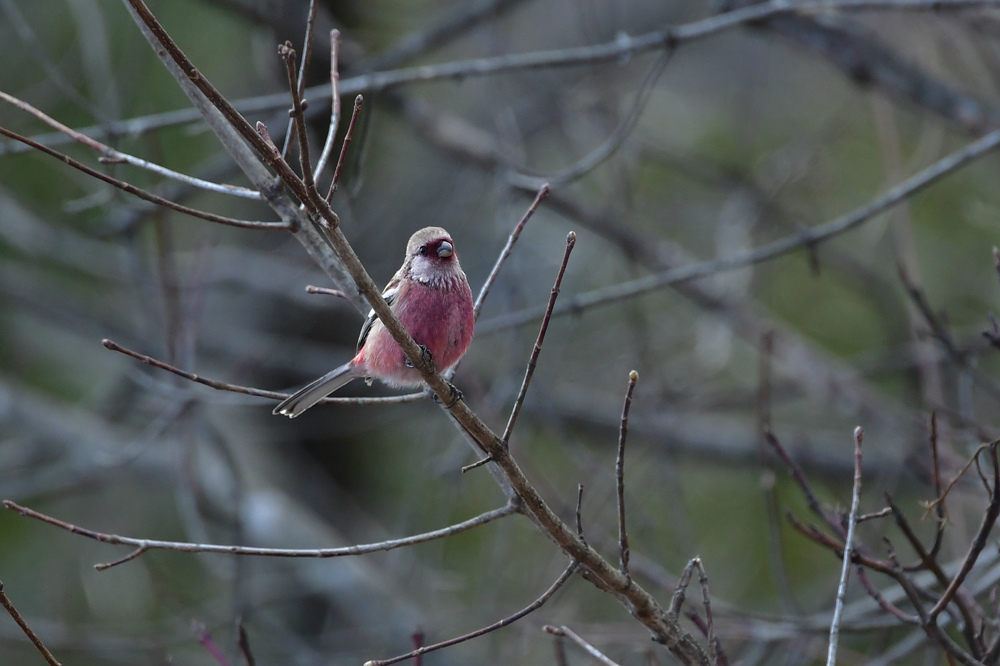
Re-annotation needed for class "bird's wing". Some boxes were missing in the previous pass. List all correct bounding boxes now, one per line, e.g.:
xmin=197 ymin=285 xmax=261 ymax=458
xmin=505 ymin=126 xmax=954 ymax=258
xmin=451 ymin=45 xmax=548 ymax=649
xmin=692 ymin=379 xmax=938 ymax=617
xmin=356 ymin=280 xmax=400 ymax=352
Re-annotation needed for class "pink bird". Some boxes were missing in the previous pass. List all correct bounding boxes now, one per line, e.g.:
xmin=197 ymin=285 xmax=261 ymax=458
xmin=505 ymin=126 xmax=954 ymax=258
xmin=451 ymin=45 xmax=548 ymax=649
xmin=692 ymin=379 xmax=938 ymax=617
xmin=274 ymin=226 xmax=475 ymax=418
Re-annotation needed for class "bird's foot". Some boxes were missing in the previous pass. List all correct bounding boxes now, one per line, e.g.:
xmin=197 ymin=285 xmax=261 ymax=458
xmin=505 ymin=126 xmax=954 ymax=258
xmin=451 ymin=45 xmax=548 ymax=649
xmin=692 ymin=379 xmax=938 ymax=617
xmin=434 ymin=383 xmax=464 ymax=409
xmin=405 ymin=344 xmax=433 ymax=369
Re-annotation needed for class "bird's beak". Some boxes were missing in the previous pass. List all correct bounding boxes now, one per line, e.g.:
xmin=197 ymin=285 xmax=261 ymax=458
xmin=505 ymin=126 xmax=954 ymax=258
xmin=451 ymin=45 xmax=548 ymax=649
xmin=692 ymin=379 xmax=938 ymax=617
xmin=437 ymin=241 xmax=454 ymax=258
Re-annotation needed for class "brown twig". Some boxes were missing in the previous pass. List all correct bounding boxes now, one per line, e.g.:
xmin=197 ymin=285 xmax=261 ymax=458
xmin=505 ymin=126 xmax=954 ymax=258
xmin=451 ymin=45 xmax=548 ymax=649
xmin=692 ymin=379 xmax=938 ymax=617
xmin=929 ymin=443 xmax=1000 ymax=622
xmin=575 ymin=483 xmax=586 ymax=545
xmin=237 ymin=620 xmax=256 ymax=666
xmin=543 ymin=625 xmax=621 ymax=666
xmin=364 ymin=563 xmax=577 ymax=666
xmin=326 ymin=95 xmax=363 ymax=201
xmin=0 ymin=579 xmax=63 ymax=666
xmin=0 ymin=126 xmax=285 ymax=230
xmin=501 ymin=231 xmax=577 ymax=444
xmin=616 ymin=371 xmax=638 ymax=582
xmin=305 ymin=285 xmax=351 ymax=299
xmin=764 ymin=432 xmax=841 ymax=536
xmin=4 ymin=500 xmax=516 ymax=567
xmin=279 ymin=42 xmax=315 ymax=189
xmin=472 ymin=183 xmax=550 ymax=321
xmin=102 ymin=338 xmax=427 ymax=405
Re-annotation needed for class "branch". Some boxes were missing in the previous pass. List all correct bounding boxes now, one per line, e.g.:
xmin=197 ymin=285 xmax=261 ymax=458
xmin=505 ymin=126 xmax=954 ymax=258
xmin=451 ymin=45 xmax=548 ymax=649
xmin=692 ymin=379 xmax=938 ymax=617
xmin=616 ymin=371 xmax=638 ymax=581
xmin=543 ymin=625 xmax=621 ymax=666
xmin=479 ymin=128 xmax=1000 ymax=334
xmin=502 ymin=231 xmax=577 ymax=444
xmin=827 ymin=427 xmax=864 ymax=666
xmin=102 ymin=339 xmax=427 ymax=405
xmin=3 ymin=500 xmax=517 ymax=569
xmin=365 ymin=562 xmax=577 ymax=666
xmin=0 ymin=579 xmax=63 ymax=666
xmin=0 ymin=126 xmax=284 ymax=229
xmin=0 ymin=90 xmax=262 ymax=199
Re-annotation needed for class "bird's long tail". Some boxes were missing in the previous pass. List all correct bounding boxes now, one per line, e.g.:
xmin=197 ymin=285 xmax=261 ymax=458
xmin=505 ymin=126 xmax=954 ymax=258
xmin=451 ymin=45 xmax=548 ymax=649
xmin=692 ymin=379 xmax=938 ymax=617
xmin=273 ymin=362 xmax=359 ymax=418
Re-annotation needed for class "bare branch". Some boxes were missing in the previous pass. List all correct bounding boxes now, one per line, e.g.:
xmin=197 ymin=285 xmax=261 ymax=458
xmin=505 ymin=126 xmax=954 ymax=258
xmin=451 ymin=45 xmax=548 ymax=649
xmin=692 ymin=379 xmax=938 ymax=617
xmin=314 ymin=29 xmax=342 ymax=182
xmin=325 ymin=94 xmax=363 ymax=201
xmin=543 ymin=625 xmax=621 ymax=666
xmin=502 ymin=231 xmax=577 ymax=444
xmin=617 ymin=371 xmax=639 ymax=581
xmin=827 ymin=427 xmax=864 ymax=666
xmin=0 ymin=90 xmax=262 ymax=199
xmin=103 ymin=338 xmax=427 ymax=405
xmin=3 ymin=500 xmax=517 ymax=567
xmin=479 ymin=128 xmax=1000 ymax=335
xmin=0 ymin=580 xmax=63 ymax=666
xmin=365 ymin=563 xmax=577 ymax=666
xmin=0 ymin=126 xmax=285 ymax=229
xmin=473 ymin=183 xmax=550 ymax=321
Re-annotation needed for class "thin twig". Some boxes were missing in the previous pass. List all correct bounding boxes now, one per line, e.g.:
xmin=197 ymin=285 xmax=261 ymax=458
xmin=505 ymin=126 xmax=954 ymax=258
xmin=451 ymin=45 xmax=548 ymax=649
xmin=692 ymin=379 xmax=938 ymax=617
xmin=827 ymin=426 xmax=864 ymax=666
xmin=305 ymin=285 xmax=351 ymax=299
xmin=543 ymin=625 xmax=621 ymax=666
xmin=364 ymin=563 xmax=577 ymax=666
xmin=669 ymin=558 xmax=698 ymax=616
xmin=0 ymin=90 xmax=262 ymax=199
xmin=103 ymin=338 xmax=426 ymax=405
xmin=929 ymin=443 xmax=1000 ymax=621
xmin=194 ymin=623 xmax=232 ymax=666
xmin=764 ymin=432 xmax=841 ymax=535
xmin=576 ymin=483 xmax=586 ymax=545
xmin=0 ymin=579 xmax=63 ymax=666
xmin=478 ymin=128 xmax=1000 ymax=335
xmin=0 ymin=126 xmax=285 ymax=229
xmin=693 ymin=559 xmax=720 ymax=666
xmin=7 ymin=0 xmax=997 ymax=162
xmin=315 ymin=29 xmax=342 ymax=181
xmin=473 ymin=183 xmax=550 ymax=321
xmin=280 ymin=43 xmax=315 ymax=189
xmin=326 ymin=94 xmax=363 ymax=200
xmin=508 ymin=51 xmax=670 ymax=190
xmin=237 ymin=620 xmax=257 ymax=666
xmin=461 ymin=454 xmax=494 ymax=473
xmin=501 ymin=231 xmax=577 ymax=444
xmin=4 ymin=500 xmax=516 ymax=567
xmin=616 ymin=370 xmax=638 ymax=581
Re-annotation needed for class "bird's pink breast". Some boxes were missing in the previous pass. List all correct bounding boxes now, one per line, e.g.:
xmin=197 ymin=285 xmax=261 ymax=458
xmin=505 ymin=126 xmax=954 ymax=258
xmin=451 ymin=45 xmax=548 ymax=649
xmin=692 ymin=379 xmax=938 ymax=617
xmin=360 ymin=278 xmax=474 ymax=387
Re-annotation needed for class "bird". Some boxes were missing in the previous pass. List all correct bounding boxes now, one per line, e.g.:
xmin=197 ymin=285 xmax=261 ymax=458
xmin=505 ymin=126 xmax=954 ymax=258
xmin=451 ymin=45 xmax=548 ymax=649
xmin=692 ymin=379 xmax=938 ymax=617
xmin=273 ymin=226 xmax=475 ymax=418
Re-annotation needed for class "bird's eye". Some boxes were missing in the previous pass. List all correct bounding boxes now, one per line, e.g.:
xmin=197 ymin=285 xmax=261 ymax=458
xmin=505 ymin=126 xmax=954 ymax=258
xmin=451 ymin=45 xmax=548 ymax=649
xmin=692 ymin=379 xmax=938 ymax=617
xmin=418 ymin=246 xmax=429 ymax=256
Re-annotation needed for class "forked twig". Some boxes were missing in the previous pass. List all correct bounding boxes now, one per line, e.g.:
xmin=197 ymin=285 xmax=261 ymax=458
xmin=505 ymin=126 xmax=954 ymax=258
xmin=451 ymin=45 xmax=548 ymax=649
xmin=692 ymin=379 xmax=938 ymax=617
xmin=364 ymin=563 xmax=577 ymax=666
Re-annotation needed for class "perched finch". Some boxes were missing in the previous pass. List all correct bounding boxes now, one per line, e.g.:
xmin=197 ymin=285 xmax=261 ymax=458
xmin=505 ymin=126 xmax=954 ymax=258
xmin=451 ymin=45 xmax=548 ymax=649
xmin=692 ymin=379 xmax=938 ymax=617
xmin=273 ymin=226 xmax=475 ymax=418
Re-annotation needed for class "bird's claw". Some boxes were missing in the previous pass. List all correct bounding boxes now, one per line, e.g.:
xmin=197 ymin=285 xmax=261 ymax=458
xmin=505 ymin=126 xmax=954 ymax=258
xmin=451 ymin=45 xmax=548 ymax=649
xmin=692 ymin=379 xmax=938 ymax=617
xmin=405 ymin=344 xmax=433 ymax=369
xmin=434 ymin=383 xmax=464 ymax=409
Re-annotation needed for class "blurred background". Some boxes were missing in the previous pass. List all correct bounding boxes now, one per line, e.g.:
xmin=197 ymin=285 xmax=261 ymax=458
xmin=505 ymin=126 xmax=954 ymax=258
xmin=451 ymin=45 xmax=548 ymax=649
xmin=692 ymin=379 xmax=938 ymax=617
xmin=3 ymin=0 xmax=1000 ymax=664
